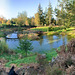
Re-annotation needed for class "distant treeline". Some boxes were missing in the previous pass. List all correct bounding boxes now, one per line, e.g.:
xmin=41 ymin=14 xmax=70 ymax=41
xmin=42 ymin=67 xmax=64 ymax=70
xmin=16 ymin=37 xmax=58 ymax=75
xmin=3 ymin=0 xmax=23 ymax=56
xmin=0 ymin=25 xmax=36 ymax=28
xmin=0 ymin=0 xmax=75 ymax=27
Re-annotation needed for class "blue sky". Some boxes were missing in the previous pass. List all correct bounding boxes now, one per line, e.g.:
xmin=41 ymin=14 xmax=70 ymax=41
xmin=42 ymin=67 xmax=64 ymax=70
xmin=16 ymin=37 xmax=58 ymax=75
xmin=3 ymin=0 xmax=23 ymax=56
xmin=0 ymin=0 xmax=57 ymax=19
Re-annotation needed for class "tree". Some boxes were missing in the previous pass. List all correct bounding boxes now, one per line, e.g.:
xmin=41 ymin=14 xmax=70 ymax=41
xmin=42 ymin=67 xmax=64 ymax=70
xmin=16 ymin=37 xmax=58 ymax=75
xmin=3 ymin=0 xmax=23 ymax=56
xmin=11 ymin=18 xmax=17 ymax=25
xmin=55 ymin=0 xmax=75 ymax=26
xmin=44 ymin=2 xmax=52 ymax=25
xmin=51 ymin=18 xmax=56 ymax=25
xmin=25 ymin=18 xmax=29 ymax=25
xmin=47 ymin=2 xmax=52 ymax=25
xmin=6 ymin=20 xmax=11 ymax=25
xmin=28 ymin=18 xmax=31 ymax=26
xmin=65 ymin=0 xmax=75 ymax=26
xmin=38 ymin=3 xmax=44 ymax=26
xmin=31 ymin=17 xmax=35 ymax=26
xmin=17 ymin=11 xmax=27 ymax=26
xmin=18 ymin=39 xmax=33 ymax=57
xmin=0 ymin=17 xmax=6 ymax=26
xmin=35 ymin=13 xmax=40 ymax=26
xmin=44 ymin=7 xmax=48 ymax=26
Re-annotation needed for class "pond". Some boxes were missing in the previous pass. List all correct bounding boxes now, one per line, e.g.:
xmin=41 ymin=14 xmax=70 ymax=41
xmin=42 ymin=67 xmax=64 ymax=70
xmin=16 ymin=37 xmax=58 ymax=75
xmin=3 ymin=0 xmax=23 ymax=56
xmin=5 ymin=32 xmax=71 ymax=53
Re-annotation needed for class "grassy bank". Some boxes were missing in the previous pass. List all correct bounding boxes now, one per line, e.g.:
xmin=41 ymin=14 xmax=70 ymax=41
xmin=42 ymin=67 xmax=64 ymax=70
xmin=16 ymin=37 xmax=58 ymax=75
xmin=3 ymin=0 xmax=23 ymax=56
xmin=30 ymin=26 xmax=75 ymax=38
xmin=30 ymin=26 xmax=49 ymax=32
xmin=0 ymin=26 xmax=75 ymax=68
xmin=0 ymin=31 xmax=5 ymax=37
xmin=48 ymin=27 xmax=75 ymax=37
xmin=0 ymin=48 xmax=59 ymax=67
xmin=0 ymin=50 xmax=37 ymax=67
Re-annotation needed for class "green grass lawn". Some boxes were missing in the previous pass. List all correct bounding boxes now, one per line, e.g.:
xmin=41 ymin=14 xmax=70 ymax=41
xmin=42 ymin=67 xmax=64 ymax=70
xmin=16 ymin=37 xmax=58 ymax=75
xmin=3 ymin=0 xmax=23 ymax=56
xmin=0 ymin=50 xmax=37 ymax=67
xmin=30 ymin=26 xmax=49 ymax=32
xmin=30 ymin=26 xmax=75 ymax=37
xmin=47 ymin=27 xmax=75 ymax=36
xmin=5 ymin=55 xmax=37 ymax=67
xmin=0 ymin=48 xmax=59 ymax=67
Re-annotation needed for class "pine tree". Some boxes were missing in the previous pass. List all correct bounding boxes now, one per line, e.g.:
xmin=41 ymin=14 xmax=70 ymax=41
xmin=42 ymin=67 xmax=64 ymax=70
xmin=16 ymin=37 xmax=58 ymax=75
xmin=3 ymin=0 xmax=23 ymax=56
xmin=47 ymin=2 xmax=52 ymax=25
xmin=55 ymin=0 xmax=75 ymax=26
xmin=44 ymin=7 xmax=48 ymax=26
xmin=38 ymin=3 xmax=44 ymax=26
xmin=44 ymin=2 xmax=52 ymax=26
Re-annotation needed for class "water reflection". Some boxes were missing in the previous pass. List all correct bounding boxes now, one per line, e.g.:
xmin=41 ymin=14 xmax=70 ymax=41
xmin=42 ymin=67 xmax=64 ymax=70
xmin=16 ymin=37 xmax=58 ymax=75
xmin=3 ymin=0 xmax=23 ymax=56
xmin=5 ymin=33 xmax=71 ymax=52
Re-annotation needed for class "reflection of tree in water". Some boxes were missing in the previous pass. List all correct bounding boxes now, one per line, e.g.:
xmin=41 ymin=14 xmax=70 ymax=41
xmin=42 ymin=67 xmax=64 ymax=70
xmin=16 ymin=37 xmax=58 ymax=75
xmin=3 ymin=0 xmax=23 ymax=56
xmin=46 ymin=35 xmax=53 ymax=48
xmin=62 ymin=36 xmax=66 ymax=45
xmin=62 ymin=35 xmax=69 ymax=45
xmin=47 ymin=35 xmax=60 ymax=43
xmin=47 ymin=35 xmax=53 ymax=42
xmin=39 ymin=35 xmax=43 ymax=46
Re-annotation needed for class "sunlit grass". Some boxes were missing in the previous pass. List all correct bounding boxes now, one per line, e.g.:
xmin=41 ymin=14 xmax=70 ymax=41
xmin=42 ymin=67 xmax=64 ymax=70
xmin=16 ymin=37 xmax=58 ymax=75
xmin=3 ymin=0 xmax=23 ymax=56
xmin=31 ymin=26 xmax=49 ymax=32
xmin=5 ymin=55 xmax=37 ymax=67
xmin=0 ymin=31 xmax=5 ymax=37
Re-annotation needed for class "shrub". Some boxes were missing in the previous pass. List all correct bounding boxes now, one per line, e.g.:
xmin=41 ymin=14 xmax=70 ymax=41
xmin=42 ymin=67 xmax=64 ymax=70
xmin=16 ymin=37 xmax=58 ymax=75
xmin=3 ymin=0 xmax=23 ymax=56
xmin=67 ymin=38 xmax=75 ymax=54
xmin=0 ymin=32 xmax=5 ymax=37
xmin=48 ymin=26 xmax=54 ymax=31
xmin=48 ymin=26 xmax=66 ymax=31
xmin=45 ymin=64 xmax=64 ymax=75
xmin=36 ymin=54 xmax=47 ymax=66
xmin=18 ymin=39 xmax=33 ymax=57
xmin=0 ymin=40 xmax=8 ymax=54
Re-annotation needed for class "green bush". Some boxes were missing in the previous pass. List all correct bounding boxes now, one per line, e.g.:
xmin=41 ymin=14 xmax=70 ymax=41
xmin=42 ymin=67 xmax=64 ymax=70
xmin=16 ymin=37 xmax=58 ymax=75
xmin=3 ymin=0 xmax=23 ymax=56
xmin=18 ymin=39 xmax=33 ymax=57
xmin=45 ymin=64 xmax=65 ymax=75
xmin=49 ymin=26 xmax=66 ymax=31
xmin=0 ymin=40 xmax=8 ymax=54
xmin=0 ymin=32 xmax=5 ymax=37
xmin=48 ymin=26 xmax=54 ymax=31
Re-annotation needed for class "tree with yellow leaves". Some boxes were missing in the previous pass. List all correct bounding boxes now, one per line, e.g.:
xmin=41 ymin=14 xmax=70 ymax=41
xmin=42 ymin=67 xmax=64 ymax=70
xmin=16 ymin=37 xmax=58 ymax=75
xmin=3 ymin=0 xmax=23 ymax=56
xmin=6 ymin=20 xmax=11 ymax=25
xmin=35 ymin=13 xmax=40 ymax=26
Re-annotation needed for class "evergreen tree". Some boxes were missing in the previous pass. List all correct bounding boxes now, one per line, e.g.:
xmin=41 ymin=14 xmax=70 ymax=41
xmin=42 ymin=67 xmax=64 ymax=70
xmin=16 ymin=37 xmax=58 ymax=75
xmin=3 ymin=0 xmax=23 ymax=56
xmin=44 ymin=7 xmax=48 ymax=26
xmin=65 ymin=0 xmax=75 ymax=26
xmin=47 ymin=2 xmax=52 ymax=25
xmin=55 ymin=0 xmax=75 ymax=26
xmin=44 ymin=2 xmax=52 ymax=25
xmin=38 ymin=3 xmax=44 ymax=26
